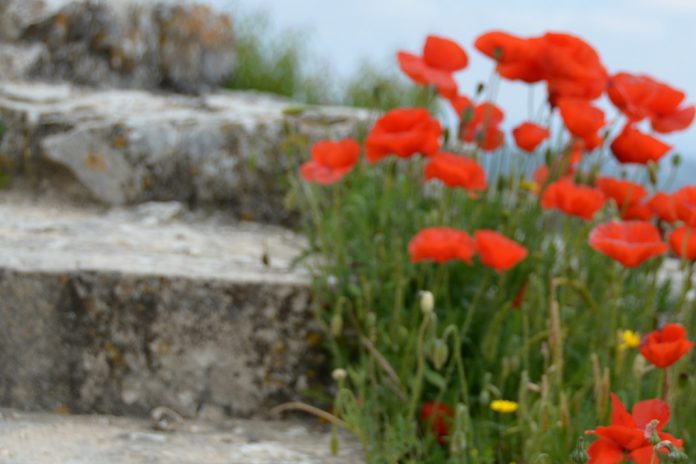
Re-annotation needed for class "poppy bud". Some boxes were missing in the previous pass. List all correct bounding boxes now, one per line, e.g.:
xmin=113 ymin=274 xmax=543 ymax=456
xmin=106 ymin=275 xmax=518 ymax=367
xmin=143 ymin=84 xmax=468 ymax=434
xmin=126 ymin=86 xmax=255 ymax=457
xmin=570 ymin=437 xmax=589 ymax=464
xmin=646 ymin=419 xmax=661 ymax=445
xmin=330 ymin=312 xmax=343 ymax=337
xmin=672 ymin=153 xmax=682 ymax=167
xmin=332 ymin=368 xmax=347 ymax=382
xmin=663 ymin=442 xmax=689 ymax=462
xmin=420 ymin=290 xmax=435 ymax=316
xmin=430 ymin=339 xmax=449 ymax=370
xmin=479 ymin=389 xmax=490 ymax=405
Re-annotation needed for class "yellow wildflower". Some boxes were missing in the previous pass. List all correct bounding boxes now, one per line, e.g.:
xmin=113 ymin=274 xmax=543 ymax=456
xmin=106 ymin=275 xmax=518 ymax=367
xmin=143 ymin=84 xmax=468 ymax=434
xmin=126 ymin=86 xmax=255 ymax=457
xmin=619 ymin=330 xmax=640 ymax=350
xmin=490 ymin=400 xmax=519 ymax=414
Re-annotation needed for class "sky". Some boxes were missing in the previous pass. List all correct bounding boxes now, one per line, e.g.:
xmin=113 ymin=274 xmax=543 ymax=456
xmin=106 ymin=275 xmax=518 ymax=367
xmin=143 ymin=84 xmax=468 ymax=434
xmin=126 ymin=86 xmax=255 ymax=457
xmin=209 ymin=0 xmax=696 ymax=162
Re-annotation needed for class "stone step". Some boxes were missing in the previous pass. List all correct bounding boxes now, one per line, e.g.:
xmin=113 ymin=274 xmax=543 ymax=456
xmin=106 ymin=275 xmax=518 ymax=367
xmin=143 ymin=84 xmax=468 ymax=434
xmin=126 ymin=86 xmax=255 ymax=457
xmin=0 ymin=80 xmax=367 ymax=223
xmin=0 ymin=194 xmax=326 ymax=419
xmin=0 ymin=409 xmax=362 ymax=463
xmin=0 ymin=0 xmax=235 ymax=93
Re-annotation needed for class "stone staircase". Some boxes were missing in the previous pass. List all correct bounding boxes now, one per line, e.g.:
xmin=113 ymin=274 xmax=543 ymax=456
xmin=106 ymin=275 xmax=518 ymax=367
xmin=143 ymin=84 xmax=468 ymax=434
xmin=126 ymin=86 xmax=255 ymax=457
xmin=0 ymin=1 xmax=366 ymax=461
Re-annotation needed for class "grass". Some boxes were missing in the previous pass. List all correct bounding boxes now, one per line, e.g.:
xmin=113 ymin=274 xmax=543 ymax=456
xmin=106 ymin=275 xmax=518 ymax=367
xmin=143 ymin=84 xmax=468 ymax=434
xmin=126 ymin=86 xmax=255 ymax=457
xmin=226 ymin=10 xmax=433 ymax=111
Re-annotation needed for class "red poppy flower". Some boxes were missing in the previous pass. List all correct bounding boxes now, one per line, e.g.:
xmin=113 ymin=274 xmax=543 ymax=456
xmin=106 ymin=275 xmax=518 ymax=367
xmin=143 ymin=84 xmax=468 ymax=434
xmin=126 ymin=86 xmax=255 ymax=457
xmin=366 ymin=108 xmax=442 ymax=162
xmin=408 ymin=227 xmax=477 ymax=263
xmin=476 ymin=31 xmax=608 ymax=103
xmin=640 ymin=323 xmax=694 ymax=369
xmin=669 ymin=226 xmax=696 ymax=260
xmin=595 ymin=177 xmax=650 ymax=220
xmin=588 ymin=393 xmax=682 ymax=464
xmin=541 ymin=178 xmax=606 ymax=220
xmin=610 ymin=124 xmax=671 ymax=165
xmin=608 ymin=72 xmax=695 ymax=134
xmin=474 ymin=31 xmax=546 ymax=83
xmin=449 ymin=94 xmax=473 ymax=117
xmin=460 ymin=102 xmax=505 ymax=151
xmin=588 ymin=221 xmax=667 ymax=267
xmin=398 ymin=35 xmax=468 ymax=98
xmin=541 ymin=32 xmax=608 ymax=104
xmin=420 ymin=401 xmax=454 ymax=445
xmin=512 ymin=122 xmax=550 ymax=152
xmin=557 ymin=98 xmax=606 ymax=138
xmin=475 ymin=230 xmax=528 ymax=272
xmin=424 ymin=152 xmax=487 ymax=191
xmin=299 ymin=139 xmax=360 ymax=185
xmin=648 ymin=192 xmax=678 ymax=223
xmin=673 ymin=186 xmax=696 ymax=227
xmin=652 ymin=105 xmax=695 ymax=133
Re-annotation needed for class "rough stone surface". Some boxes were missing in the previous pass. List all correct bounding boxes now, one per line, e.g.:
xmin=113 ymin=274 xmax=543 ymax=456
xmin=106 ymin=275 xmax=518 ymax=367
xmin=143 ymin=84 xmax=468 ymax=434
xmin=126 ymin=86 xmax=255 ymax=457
xmin=0 ymin=43 xmax=47 ymax=80
xmin=0 ymin=409 xmax=362 ymax=463
xmin=0 ymin=81 xmax=368 ymax=223
xmin=0 ymin=196 xmax=328 ymax=418
xmin=1 ymin=0 xmax=236 ymax=92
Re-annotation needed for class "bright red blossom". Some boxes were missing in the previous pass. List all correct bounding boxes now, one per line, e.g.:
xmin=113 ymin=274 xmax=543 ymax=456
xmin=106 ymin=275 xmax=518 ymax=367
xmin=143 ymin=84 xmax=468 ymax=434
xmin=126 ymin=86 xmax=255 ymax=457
xmin=424 ymin=152 xmax=487 ymax=191
xmin=398 ymin=35 xmax=468 ymax=98
xmin=449 ymin=94 xmax=473 ymax=117
xmin=541 ymin=178 xmax=605 ymax=220
xmin=588 ymin=393 xmax=682 ymax=464
xmin=512 ymin=122 xmax=550 ymax=152
xmin=648 ymin=192 xmax=678 ymax=223
xmin=365 ymin=108 xmax=442 ymax=162
xmin=475 ymin=230 xmax=528 ymax=272
xmin=673 ymin=186 xmax=696 ymax=227
xmin=608 ymin=72 xmax=695 ymax=133
xmin=420 ymin=402 xmax=454 ymax=445
xmin=588 ymin=221 xmax=667 ymax=267
xmin=669 ymin=226 xmax=696 ymax=260
xmin=408 ymin=227 xmax=477 ymax=264
xmin=460 ymin=102 xmax=505 ymax=151
xmin=542 ymin=32 xmax=608 ymax=103
xmin=640 ymin=323 xmax=694 ymax=369
xmin=596 ymin=177 xmax=651 ymax=220
xmin=299 ymin=139 xmax=360 ymax=185
xmin=474 ymin=31 xmax=545 ymax=83
xmin=474 ymin=31 xmax=608 ymax=103
xmin=610 ymin=124 xmax=672 ymax=165
xmin=557 ymin=97 xmax=606 ymax=139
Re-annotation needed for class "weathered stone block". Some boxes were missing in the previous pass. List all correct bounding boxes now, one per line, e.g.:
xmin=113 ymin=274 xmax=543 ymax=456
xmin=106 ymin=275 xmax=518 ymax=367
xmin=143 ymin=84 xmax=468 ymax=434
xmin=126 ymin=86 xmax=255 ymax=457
xmin=3 ymin=0 xmax=236 ymax=92
xmin=0 ymin=81 xmax=368 ymax=223
xmin=0 ymin=198 xmax=326 ymax=418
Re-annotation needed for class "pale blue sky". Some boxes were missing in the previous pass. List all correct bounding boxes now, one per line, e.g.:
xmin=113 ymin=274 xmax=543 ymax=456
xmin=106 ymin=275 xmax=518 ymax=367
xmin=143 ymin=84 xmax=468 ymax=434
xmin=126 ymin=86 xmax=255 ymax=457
xmin=210 ymin=0 xmax=696 ymax=160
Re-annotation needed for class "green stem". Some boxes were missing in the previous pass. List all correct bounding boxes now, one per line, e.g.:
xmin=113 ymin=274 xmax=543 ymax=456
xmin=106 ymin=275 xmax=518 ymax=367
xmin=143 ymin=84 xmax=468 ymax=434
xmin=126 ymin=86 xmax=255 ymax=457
xmin=407 ymin=312 xmax=432 ymax=421
xmin=462 ymin=272 xmax=493 ymax=339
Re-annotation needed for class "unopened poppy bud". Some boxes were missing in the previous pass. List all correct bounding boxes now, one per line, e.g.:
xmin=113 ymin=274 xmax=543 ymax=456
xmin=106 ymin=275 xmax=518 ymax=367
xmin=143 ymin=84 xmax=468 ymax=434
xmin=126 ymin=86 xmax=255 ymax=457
xmin=672 ymin=153 xmax=682 ymax=167
xmin=419 ymin=291 xmax=435 ymax=316
xmin=570 ymin=437 xmax=589 ymax=464
xmin=479 ymin=389 xmax=490 ymax=405
xmin=664 ymin=442 xmax=689 ymax=462
xmin=330 ymin=312 xmax=343 ymax=337
xmin=646 ymin=419 xmax=660 ymax=445
xmin=397 ymin=325 xmax=409 ymax=341
xmin=332 ymin=368 xmax=347 ymax=382
xmin=430 ymin=339 xmax=449 ymax=370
